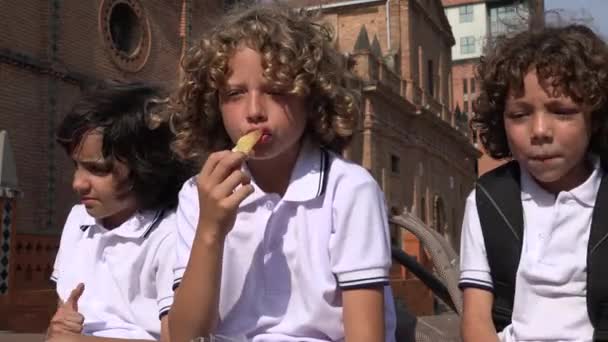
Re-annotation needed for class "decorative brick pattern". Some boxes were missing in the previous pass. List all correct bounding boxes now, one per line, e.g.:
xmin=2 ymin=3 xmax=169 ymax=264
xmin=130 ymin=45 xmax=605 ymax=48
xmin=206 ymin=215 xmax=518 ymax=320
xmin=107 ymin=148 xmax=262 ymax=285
xmin=0 ymin=200 xmax=13 ymax=295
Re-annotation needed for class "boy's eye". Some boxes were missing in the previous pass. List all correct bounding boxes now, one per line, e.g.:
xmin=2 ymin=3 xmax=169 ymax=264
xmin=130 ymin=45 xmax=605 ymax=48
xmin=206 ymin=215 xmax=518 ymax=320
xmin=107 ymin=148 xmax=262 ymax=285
xmin=88 ymin=165 xmax=111 ymax=175
xmin=77 ymin=162 xmax=112 ymax=175
xmin=506 ymin=112 xmax=528 ymax=119
xmin=552 ymin=107 xmax=579 ymax=116
xmin=224 ymin=89 xmax=244 ymax=98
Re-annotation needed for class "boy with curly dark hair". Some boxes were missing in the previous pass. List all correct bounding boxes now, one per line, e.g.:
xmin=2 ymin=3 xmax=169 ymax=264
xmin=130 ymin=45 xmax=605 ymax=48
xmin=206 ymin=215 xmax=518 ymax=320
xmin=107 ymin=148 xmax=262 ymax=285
xmin=460 ymin=25 xmax=608 ymax=342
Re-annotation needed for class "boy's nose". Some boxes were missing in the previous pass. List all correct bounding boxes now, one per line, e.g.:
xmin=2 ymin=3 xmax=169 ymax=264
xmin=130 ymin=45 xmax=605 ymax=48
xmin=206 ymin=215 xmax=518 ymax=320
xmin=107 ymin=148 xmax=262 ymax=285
xmin=246 ymin=93 xmax=267 ymax=124
xmin=72 ymin=170 xmax=90 ymax=194
xmin=530 ymin=112 xmax=553 ymax=143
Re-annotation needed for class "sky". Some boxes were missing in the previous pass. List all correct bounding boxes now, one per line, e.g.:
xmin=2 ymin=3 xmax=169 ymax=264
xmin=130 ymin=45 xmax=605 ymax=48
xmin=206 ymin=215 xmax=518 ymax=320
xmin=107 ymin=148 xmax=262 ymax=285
xmin=545 ymin=0 xmax=608 ymax=39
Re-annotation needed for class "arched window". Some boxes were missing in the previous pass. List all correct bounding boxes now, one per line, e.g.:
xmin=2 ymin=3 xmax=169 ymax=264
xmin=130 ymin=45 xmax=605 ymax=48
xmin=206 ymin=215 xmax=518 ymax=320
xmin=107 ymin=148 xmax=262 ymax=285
xmin=433 ymin=195 xmax=447 ymax=237
xmin=420 ymin=196 xmax=427 ymax=223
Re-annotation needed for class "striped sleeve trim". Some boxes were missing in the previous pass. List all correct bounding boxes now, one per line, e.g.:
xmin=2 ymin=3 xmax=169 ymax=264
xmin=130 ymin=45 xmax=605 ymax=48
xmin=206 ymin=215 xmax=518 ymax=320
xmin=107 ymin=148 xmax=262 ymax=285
xmin=172 ymin=277 xmax=182 ymax=291
xmin=339 ymin=275 xmax=390 ymax=289
xmin=159 ymin=305 xmax=171 ymax=320
xmin=335 ymin=268 xmax=389 ymax=288
xmin=459 ymin=277 xmax=493 ymax=291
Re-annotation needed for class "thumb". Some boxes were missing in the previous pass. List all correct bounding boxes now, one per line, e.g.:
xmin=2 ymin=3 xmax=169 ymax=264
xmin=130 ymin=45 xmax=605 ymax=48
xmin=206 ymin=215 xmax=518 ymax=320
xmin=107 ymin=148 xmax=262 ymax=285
xmin=65 ymin=283 xmax=85 ymax=311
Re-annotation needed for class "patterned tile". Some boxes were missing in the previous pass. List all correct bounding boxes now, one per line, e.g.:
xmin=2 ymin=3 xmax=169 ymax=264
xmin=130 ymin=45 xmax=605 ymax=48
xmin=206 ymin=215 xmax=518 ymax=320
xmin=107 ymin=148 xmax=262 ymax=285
xmin=0 ymin=200 xmax=12 ymax=295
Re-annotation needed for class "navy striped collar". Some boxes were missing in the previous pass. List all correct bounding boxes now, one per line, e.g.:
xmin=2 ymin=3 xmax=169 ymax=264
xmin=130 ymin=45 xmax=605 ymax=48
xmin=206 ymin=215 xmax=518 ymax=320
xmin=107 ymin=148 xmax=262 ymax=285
xmin=240 ymin=138 xmax=331 ymax=205
xmin=79 ymin=209 xmax=165 ymax=239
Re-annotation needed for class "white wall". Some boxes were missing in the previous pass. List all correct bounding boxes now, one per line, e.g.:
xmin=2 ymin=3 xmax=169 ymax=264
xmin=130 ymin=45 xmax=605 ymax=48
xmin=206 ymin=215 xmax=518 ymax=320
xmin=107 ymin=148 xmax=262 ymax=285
xmin=445 ymin=3 xmax=487 ymax=60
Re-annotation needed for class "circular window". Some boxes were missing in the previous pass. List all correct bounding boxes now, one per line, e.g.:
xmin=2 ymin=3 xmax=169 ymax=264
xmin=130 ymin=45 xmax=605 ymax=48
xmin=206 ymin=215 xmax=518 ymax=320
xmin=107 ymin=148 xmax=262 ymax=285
xmin=99 ymin=0 xmax=151 ymax=72
xmin=109 ymin=3 xmax=142 ymax=55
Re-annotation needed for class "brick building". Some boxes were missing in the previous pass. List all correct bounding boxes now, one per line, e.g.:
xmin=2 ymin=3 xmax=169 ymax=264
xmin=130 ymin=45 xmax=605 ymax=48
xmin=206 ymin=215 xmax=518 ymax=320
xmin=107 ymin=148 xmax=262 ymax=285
xmin=0 ymin=0 xmax=222 ymax=331
xmin=292 ymin=0 xmax=478 ymax=314
xmin=442 ymin=0 xmax=544 ymax=174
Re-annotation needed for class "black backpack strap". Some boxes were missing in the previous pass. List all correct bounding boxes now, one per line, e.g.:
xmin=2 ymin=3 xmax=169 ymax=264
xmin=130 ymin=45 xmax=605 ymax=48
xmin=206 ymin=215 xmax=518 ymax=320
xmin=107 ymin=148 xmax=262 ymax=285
xmin=475 ymin=161 xmax=524 ymax=332
xmin=588 ymin=162 xmax=608 ymax=341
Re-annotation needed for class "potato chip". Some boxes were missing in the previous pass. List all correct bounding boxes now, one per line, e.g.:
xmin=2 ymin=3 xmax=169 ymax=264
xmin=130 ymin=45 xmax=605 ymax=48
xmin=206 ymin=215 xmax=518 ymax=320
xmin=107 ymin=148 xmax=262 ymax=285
xmin=232 ymin=130 xmax=262 ymax=155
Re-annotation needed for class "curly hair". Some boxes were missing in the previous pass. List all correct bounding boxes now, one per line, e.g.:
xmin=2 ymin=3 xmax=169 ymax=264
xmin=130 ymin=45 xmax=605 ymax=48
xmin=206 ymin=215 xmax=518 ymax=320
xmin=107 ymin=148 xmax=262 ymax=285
xmin=169 ymin=2 xmax=360 ymax=162
xmin=472 ymin=24 xmax=608 ymax=159
xmin=56 ymin=80 xmax=192 ymax=211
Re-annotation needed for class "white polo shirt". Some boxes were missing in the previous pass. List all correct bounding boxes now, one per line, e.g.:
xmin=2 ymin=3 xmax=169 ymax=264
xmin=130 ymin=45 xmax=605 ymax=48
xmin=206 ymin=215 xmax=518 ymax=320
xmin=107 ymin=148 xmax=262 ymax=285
xmin=51 ymin=205 xmax=175 ymax=340
xmin=173 ymin=140 xmax=396 ymax=342
xmin=459 ymin=159 xmax=602 ymax=342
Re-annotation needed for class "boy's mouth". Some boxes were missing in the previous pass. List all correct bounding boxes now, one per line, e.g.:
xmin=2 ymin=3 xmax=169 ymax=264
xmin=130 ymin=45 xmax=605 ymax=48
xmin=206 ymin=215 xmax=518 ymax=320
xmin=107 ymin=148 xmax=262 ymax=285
xmin=529 ymin=155 xmax=561 ymax=164
xmin=530 ymin=154 xmax=558 ymax=160
xmin=259 ymin=132 xmax=272 ymax=144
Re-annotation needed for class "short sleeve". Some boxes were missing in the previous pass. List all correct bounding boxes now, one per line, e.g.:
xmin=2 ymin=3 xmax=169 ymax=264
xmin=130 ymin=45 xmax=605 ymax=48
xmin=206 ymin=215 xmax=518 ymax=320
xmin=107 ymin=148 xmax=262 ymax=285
xmin=155 ymin=229 xmax=176 ymax=319
xmin=459 ymin=190 xmax=493 ymax=291
xmin=330 ymin=178 xmax=391 ymax=289
xmin=51 ymin=206 xmax=85 ymax=283
xmin=51 ymin=243 xmax=62 ymax=283
xmin=173 ymin=178 xmax=199 ymax=290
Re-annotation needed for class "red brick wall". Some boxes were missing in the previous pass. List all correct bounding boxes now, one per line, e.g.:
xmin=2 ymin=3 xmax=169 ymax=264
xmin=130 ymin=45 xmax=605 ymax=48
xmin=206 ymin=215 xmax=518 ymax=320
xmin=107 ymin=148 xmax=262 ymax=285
xmin=337 ymin=5 xmax=384 ymax=53
xmin=0 ymin=2 xmax=49 ymax=59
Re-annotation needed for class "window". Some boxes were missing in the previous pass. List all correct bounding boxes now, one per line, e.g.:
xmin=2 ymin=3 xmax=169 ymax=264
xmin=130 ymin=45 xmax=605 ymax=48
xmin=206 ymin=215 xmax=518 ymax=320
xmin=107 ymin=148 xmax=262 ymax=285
xmin=470 ymin=78 xmax=476 ymax=93
xmin=490 ymin=5 xmax=524 ymax=36
xmin=427 ymin=60 xmax=434 ymax=96
xmin=460 ymin=36 xmax=476 ymax=54
xmin=390 ymin=154 xmax=400 ymax=173
xmin=99 ymin=0 xmax=151 ymax=72
xmin=109 ymin=3 xmax=142 ymax=55
xmin=433 ymin=196 xmax=446 ymax=235
xmin=459 ymin=5 xmax=474 ymax=23
xmin=463 ymin=79 xmax=468 ymax=94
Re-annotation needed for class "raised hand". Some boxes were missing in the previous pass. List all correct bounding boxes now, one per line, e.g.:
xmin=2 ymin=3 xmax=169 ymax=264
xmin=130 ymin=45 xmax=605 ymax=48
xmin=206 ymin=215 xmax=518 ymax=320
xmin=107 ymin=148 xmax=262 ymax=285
xmin=46 ymin=283 xmax=86 ymax=339
xmin=195 ymin=151 xmax=254 ymax=240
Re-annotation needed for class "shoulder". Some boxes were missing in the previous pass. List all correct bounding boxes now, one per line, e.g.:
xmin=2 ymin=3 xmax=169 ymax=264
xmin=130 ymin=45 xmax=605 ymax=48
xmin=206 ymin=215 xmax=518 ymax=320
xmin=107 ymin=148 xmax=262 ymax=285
xmin=461 ymin=189 xmax=482 ymax=228
xmin=326 ymin=152 xmax=381 ymax=192
xmin=178 ymin=176 xmax=198 ymax=201
xmin=145 ymin=209 xmax=178 ymax=243
xmin=66 ymin=204 xmax=90 ymax=221
xmin=63 ymin=204 xmax=94 ymax=232
xmin=465 ymin=189 xmax=478 ymax=209
xmin=176 ymin=177 xmax=199 ymax=222
xmin=58 ymin=205 xmax=93 ymax=247
xmin=154 ymin=209 xmax=178 ymax=231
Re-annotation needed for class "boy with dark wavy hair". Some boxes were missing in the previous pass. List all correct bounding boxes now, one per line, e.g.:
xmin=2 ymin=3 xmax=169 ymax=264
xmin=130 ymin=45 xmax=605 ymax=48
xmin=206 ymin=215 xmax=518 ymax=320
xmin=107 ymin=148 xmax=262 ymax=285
xmin=461 ymin=25 xmax=608 ymax=342
xmin=48 ymin=81 xmax=190 ymax=341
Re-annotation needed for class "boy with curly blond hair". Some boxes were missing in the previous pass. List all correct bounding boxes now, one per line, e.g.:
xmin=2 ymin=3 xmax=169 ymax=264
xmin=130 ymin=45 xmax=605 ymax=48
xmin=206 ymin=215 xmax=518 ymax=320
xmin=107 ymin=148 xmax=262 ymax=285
xmin=167 ymin=3 xmax=396 ymax=342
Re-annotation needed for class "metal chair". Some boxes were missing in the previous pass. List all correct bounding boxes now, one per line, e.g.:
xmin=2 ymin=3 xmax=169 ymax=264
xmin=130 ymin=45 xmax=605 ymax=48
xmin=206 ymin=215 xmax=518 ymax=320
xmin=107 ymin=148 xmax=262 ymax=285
xmin=390 ymin=209 xmax=462 ymax=342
